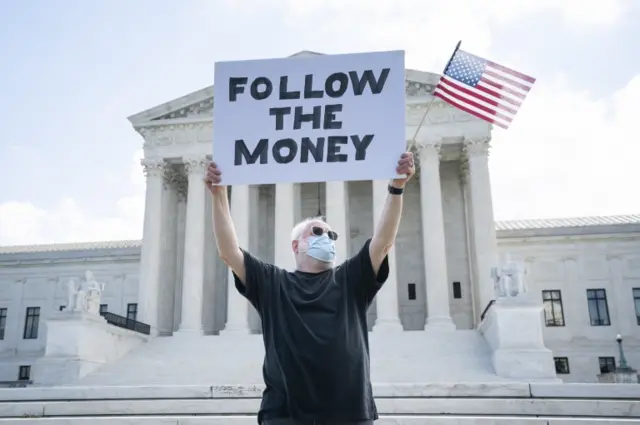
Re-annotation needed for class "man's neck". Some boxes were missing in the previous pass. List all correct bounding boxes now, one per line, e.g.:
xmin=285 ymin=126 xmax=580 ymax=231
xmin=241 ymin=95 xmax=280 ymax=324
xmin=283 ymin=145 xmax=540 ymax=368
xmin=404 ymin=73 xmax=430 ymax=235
xmin=296 ymin=257 xmax=333 ymax=273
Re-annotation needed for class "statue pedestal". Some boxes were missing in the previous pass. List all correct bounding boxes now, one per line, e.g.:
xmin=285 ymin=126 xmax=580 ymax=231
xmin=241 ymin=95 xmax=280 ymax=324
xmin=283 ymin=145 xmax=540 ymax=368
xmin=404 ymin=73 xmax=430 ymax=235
xmin=478 ymin=296 xmax=560 ymax=382
xmin=33 ymin=311 xmax=148 ymax=385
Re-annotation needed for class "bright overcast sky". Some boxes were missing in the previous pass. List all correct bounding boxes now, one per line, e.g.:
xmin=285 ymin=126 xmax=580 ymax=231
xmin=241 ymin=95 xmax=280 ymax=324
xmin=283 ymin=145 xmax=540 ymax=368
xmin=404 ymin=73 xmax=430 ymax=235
xmin=0 ymin=0 xmax=638 ymax=246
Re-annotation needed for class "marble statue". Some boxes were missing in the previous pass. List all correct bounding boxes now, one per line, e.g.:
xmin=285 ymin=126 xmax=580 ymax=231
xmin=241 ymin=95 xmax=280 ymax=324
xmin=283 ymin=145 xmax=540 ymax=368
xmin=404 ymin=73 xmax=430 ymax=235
xmin=491 ymin=255 xmax=527 ymax=298
xmin=65 ymin=271 xmax=105 ymax=314
xmin=84 ymin=271 xmax=105 ymax=315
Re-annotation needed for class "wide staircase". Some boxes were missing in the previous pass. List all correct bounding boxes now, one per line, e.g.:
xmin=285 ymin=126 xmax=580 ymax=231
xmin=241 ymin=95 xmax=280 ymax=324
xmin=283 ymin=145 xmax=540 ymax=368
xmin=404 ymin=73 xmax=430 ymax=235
xmin=1 ymin=381 xmax=639 ymax=424
xmin=1 ymin=333 xmax=639 ymax=423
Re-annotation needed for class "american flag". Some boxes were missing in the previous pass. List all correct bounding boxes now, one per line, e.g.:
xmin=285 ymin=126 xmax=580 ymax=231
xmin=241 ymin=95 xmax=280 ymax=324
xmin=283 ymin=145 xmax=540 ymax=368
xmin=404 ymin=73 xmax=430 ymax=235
xmin=433 ymin=49 xmax=535 ymax=130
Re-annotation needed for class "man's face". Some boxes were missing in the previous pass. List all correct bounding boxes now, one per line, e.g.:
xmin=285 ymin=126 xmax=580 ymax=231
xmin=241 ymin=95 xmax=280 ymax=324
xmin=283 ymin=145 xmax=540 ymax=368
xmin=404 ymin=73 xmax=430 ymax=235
xmin=292 ymin=220 xmax=337 ymax=255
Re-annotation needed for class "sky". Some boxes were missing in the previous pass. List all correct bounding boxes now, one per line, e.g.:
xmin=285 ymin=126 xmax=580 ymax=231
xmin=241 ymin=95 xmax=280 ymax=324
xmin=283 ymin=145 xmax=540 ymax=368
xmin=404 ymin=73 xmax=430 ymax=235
xmin=0 ymin=0 xmax=638 ymax=246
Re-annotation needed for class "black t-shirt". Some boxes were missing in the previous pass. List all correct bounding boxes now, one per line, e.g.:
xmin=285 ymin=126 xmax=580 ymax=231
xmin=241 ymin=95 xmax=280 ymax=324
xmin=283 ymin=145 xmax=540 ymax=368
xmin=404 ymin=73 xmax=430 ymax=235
xmin=233 ymin=238 xmax=389 ymax=423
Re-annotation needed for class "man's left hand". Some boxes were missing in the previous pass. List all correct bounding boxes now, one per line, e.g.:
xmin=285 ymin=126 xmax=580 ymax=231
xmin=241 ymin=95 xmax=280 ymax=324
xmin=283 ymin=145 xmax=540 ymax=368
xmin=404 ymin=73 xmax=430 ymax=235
xmin=392 ymin=152 xmax=415 ymax=188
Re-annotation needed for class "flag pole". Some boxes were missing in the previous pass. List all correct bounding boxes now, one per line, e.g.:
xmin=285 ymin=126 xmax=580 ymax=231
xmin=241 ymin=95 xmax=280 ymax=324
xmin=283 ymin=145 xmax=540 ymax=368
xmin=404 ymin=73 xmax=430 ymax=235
xmin=410 ymin=40 xmax=462 ymax=144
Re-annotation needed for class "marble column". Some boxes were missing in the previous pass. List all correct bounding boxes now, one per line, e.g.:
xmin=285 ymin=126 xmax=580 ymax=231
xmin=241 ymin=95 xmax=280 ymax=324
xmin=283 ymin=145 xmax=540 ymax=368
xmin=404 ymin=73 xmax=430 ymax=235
xmin=325 ymin=181 xmax=349 ymax=265
xmin=221 ymin=185 xmax=251 ymax=334
xmin=464 ymin=138 xmax=499 ymax=321
xmin=419 ymin=143 xmax=455 ymax=331
xmin=608 ymin=255 xmax=631 ymax=337
xmin=371 ymin=180 xmax=403 ymax=332
xmin=157 ymin=167 xmax=181 ymax=335
xmin=138 ymin=158 xmax=167 ymax=334
xmin=176 ymin=157 xmax=207 ymax=335
xmin=274 ymin=183 xmax=300 ymax=271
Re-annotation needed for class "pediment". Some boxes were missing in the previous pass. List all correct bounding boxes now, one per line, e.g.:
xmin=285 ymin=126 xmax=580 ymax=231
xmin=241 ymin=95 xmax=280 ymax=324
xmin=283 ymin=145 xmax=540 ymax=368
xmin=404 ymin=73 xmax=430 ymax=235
xmin=128 ymin=51 xmax=441 ymax=127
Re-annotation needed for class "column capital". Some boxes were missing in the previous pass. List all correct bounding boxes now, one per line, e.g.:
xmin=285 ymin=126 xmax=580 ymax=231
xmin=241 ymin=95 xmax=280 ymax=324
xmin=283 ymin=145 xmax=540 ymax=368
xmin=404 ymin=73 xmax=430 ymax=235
xmin=141 ymin=158 xmax=167 ymax=178
xmin=462 ymin=138 xmax=491 ymax=158
xmin=417 ymin=142 xmax=442 ymax=156
xmin=183 ymin=157 xmax=208 ymax=174
xmin=164 ymin=167 xmax=188 ymax=200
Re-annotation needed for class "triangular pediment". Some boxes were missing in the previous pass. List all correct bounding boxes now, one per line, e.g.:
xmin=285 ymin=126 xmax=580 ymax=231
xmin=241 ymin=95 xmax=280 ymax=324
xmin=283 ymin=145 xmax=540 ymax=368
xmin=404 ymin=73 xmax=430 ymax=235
xmin=128 ymin=51 xmax=440 ymax=126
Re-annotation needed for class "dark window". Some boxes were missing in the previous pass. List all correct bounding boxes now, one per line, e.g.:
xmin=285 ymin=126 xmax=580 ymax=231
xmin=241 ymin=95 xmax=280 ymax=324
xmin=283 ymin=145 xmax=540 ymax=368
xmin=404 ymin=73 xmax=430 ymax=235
xmin=59 ymin=305 xmax=65 ymax=311
xmin=23 ymin=307 xmax=40 ymax=339
xmin=554 ymin=357 xmax=570 ymax=374
xmin=599 ymin=356 xmax=616 ymax=374
xmin=126 ymin=303 xmax=138 ymax=321
xmin=99 ymin=304 xmax=108 ymax=315
xmin=452 ymin=282 xmax=462 ymax=299
xmin=587 ymin=289 xmax=611 ymax=326
xmin=633 ymin=288 xmax=640 ymax=326
xmin=407 ymin=283 xmax=416 ymax=300
xmin=0 ymin=308 xmax=6 ymax=340
xmin=18 ymin=365 xmax=31 ymax=381
xmin=542 ymin=290 xmax=565 ymax=327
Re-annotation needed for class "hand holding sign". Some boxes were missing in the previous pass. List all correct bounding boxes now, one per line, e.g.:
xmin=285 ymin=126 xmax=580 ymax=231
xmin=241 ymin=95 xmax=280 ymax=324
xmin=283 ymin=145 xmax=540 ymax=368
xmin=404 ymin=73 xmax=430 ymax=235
xmin=204 ymin=162 xmax=223 ymax=195
xmin=392 ymin=152 xmax=415 ymax=187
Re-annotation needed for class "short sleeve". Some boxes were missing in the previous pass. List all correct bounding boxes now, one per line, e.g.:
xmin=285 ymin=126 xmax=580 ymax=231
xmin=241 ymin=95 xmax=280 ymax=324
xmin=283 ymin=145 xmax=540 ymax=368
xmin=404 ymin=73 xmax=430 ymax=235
xmin=233 ymin=249 xmax=273 ymax=311
xmin=339 ymin=238 xmax=389 ymax=307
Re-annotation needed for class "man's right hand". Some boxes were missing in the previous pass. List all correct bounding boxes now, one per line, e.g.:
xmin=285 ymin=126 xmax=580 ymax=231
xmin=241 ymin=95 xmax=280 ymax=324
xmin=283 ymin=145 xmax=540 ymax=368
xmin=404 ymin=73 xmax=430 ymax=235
xmin=204 ymin=162 xmax=224 ymax=195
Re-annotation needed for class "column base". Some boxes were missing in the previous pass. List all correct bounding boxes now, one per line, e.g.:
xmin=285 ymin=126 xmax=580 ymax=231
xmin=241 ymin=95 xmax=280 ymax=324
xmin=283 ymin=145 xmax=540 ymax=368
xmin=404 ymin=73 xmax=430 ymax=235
xmin=424 ymin=316 xmax=456 ymax=331
xmin=219 ymin=325 xmax=252 ymax=335
xmin=174 ymin=328 xmax=204 ymax=337
xmin=372 ymin=319 xmax=404 ymax=332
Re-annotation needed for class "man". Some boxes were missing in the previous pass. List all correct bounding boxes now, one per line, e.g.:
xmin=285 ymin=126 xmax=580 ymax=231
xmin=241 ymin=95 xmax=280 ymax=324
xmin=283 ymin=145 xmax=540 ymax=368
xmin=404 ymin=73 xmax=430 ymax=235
xmin=204 ymin=152 xmax=414 ymax=425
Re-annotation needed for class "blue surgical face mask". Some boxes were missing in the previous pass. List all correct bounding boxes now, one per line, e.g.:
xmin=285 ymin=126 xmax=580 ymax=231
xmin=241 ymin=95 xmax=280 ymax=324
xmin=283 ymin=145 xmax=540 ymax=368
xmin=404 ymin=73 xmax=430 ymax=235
xmin=306 ymin=234 xmax=336 ymax=263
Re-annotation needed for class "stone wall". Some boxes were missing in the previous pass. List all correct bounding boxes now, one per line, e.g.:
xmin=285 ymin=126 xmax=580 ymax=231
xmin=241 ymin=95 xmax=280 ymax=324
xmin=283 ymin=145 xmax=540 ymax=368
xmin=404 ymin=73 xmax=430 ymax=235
xmin=1 ymin=207 xmax=639 ymax=383
xmin=497 ymin=229 xmax=640 ymax=382
xmin=0 ymin=247 xmax=140 ymax=382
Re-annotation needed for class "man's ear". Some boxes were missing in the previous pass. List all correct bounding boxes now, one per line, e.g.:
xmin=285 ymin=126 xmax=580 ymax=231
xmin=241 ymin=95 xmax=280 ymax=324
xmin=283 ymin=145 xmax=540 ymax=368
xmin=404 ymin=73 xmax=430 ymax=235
xmin=291 ymin=240 xmax=298 ymax=254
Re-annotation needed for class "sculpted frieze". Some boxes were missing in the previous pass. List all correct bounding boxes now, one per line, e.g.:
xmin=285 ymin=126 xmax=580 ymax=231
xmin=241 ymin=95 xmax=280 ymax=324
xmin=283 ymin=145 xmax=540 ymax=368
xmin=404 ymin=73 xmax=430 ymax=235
xmin=139 ymin=123 xmax=213 ymax=149
xmin=153 ymin=97 xmax=215 ymax=121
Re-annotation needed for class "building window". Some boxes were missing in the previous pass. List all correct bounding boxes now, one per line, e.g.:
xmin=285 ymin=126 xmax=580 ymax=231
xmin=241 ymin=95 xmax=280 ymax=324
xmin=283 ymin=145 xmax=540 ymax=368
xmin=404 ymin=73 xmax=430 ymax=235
xmin=18 ymin=365 xmax=31 ymax=381
xmin=542 ymin=290 xmax=565 ymax=327
xmin=23 ymin=307 xmax=40 ymax=340
xmin=0 ymin=308 xmax=7 ymax=340
xmin=587 ymin=289 xmax=611 ymax=326
xmin=599 ymin=356 xmax=616 ymax=374
xmin=554 ymin=357 xmax=570 ymax=374
xmin=59 ymin=305 xmax=65 ymax=311
xmin=452 ymin=282 xmax=462 ymax=299
xmin=126 ymin=303 xmax=138 ymax=321
xmin=99 ymin=304 xmax=108 ymax=315
xmin=633 ymin=288 xmax=640 ymax=326
xmin=407 ymin=283 xmax=416 ymax=300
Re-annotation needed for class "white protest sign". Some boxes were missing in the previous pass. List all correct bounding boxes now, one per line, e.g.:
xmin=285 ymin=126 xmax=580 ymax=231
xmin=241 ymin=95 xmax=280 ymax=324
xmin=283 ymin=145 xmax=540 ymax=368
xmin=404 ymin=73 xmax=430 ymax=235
xmin=212 ymin=50 xmax=406 ymax=185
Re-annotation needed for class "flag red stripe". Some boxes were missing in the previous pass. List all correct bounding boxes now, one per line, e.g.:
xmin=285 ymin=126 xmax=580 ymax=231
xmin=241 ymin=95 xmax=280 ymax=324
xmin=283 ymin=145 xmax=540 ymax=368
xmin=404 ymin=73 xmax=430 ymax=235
xmin=435 ymin=83 xmax=513 ymax=124
xmin=486 ymin=60 xmax=536 ymax=84
xmin=479 ymin=77 xmax=526 ymax=100
xmin=474 ymin=82 xmax=522 ymax=107
xmin=434 ymin=91 xmax=509 ymax=129
xmin=484 ymin=70 xmax=532 ymax=92
xmin=440 ymin=78 xmax=517 ymax=116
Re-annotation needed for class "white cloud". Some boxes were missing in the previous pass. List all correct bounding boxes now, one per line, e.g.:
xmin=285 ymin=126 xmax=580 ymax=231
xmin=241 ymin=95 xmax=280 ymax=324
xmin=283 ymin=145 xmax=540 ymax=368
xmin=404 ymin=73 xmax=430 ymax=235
xmin=490 ymin=73 xmax=640 ymax=219
xmin=0 ymin=150 xmax=145 ymax=246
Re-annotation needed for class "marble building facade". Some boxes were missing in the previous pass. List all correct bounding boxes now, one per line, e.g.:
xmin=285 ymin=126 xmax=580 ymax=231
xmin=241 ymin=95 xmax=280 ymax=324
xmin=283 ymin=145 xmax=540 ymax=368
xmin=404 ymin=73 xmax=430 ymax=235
xmin=1 ymin=52 xmax=639 ymax=384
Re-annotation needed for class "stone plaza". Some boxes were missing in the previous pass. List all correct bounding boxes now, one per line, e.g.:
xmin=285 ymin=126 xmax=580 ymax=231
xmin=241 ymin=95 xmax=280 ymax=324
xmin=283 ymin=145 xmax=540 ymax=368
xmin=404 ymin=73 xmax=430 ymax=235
xmin=0 ymin=51 xmax=639 ymax=423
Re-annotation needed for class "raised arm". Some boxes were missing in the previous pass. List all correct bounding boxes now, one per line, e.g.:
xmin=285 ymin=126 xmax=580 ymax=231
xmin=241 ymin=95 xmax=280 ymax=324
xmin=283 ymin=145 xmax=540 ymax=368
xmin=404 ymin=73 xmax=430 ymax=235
xmin=369 ymin=152 xmax=415 ymax=274
xmin=205 ymin=162 xmax=246 ymax=284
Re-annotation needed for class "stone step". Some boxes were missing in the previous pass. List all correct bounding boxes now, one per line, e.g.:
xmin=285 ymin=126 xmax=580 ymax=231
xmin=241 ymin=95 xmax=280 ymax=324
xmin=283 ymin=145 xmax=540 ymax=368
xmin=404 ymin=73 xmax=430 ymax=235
xmin=2 ymin=382 xmax=639 ymax=402
xmin=1 ymin=397 xmax=640 ymax=418
xmin=78 ymin=332 xmax=503 ymax=385
xmin=0 ymin=416 xmax=638 ymax=425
